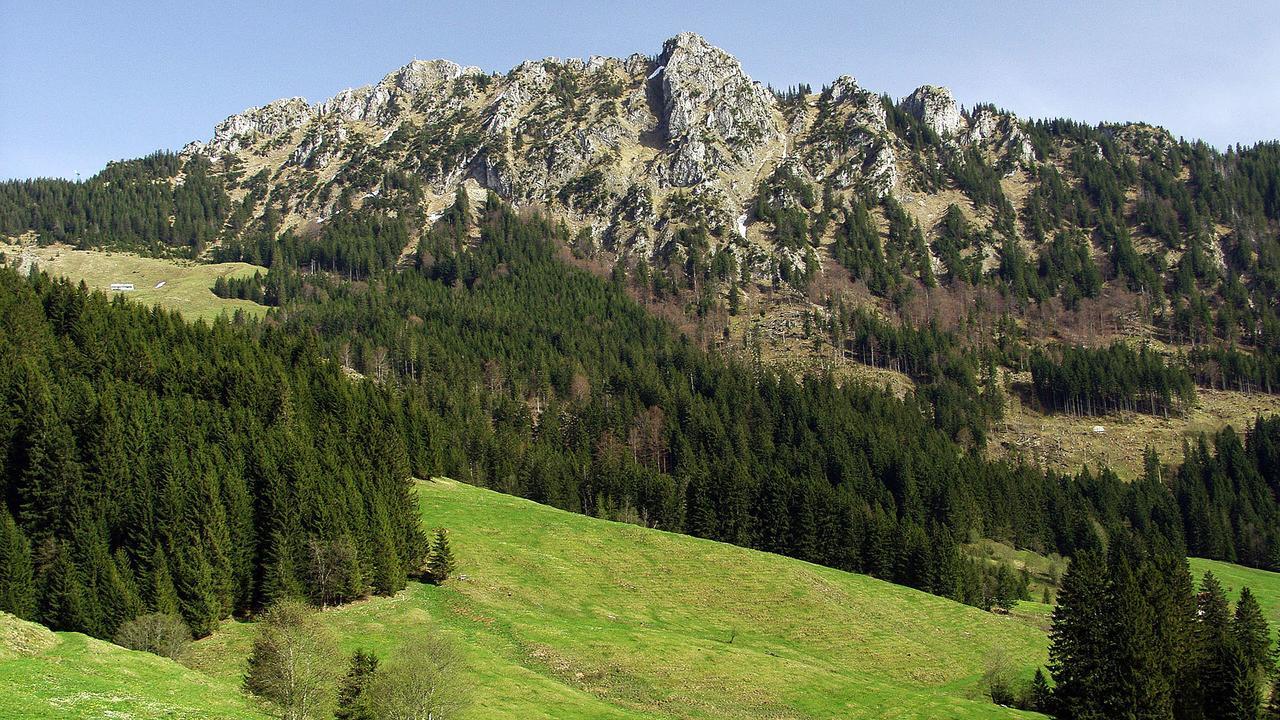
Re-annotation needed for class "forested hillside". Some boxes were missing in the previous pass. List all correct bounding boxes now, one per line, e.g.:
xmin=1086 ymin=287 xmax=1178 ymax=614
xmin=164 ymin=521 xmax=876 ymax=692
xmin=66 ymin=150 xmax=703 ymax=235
xmin=205 ymin=196 xmax=1280 ymax=579
xmin=0 ymin=269 xmax=425 ymax=639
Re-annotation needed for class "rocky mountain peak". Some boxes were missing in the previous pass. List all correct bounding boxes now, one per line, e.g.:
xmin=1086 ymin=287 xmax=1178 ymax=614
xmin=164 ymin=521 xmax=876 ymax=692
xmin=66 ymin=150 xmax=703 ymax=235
xmin=179 ymin=36 xmax=1051 ymax=286
xmin=653 ymin=32 xmax=783 ymax=186
xmin=901 ymin=84 xmax=966 ymax=138
xmin=386 ymin=59 xmax=483 ymax=95
xmin=189 ymin=96 xmax=315 ymax=159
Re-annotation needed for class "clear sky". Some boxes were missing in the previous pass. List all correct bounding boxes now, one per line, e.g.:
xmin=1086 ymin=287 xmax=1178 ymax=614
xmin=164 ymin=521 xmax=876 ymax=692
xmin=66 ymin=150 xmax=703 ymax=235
xmin=3 ymin=0 xmax=1278 ymax=180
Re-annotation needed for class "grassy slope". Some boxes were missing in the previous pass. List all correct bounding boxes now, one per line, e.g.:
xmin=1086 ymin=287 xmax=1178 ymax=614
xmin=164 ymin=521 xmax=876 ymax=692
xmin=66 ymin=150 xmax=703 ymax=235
xmin=991 ymin=381 xmax=1280 ymax=480
xmin=0 ymin=612 xmax=264 ymax=719
xmin=190 ymin=479 xmax=1047 ymax=719
xmin=1189 ymin=557 xmax=1280 ymax=641
xmin=8 ymin=479 xmax=1276 ymax=718
xmin=0 ymin=240 xmax=268 ymax=322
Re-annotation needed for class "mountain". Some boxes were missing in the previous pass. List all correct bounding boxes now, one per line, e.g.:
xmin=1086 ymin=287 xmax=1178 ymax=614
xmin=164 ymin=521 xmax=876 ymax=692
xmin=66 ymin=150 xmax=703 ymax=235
xmin=178 ymin=32 xmax=1020 ymax=276
xmin=8 ymin=32 xmax=1280 ymax=375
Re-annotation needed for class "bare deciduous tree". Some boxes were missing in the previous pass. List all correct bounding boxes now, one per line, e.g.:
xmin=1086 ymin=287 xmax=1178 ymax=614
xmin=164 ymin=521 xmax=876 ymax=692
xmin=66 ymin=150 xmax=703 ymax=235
xmin=363 ymin=634 xmax=469 ymax=720
xmin=113 ymin=612 xmax=192 ymax=660
xmin=244 ymin=599 xmax=341 ymax=720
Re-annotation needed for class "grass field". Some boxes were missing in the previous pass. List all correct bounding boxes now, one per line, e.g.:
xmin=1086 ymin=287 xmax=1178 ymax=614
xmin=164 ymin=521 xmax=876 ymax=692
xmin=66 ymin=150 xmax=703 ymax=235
xmin=0 ymin=240 xmax=268 ymax=322
xmin=7 ymin=478 xmax=1280 ymax=718
xmin=0 ymin=612 xmax=264 ymax=719
xmin=186 ymin=479 xmax=1049 ymax=719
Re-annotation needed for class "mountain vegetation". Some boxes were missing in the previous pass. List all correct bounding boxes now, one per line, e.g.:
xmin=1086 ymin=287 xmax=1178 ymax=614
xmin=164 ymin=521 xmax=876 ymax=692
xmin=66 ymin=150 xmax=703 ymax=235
xmin=3 ymin=31 xmax=1280 ymax=718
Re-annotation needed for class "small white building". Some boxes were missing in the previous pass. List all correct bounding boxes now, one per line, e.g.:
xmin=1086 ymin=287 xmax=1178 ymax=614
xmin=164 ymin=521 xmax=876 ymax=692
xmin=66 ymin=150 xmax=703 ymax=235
xmin=110 ymin=283 xmax=135 ymax=292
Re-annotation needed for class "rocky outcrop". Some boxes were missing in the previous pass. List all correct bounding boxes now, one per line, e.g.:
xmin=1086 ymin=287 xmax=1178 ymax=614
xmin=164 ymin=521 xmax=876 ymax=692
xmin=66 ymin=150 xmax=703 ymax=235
xmin=799 ymin=76 xmax=898 ymax=197
xmin=901 ymin=85 xmax=966 ymax=138
xmin=318 ymin=59 xmax=482 ymax=124
xmin=189 ymin=97 xmax=314 ymax=158
xmin=654 ymin=32 xmax=782 ymax=187
xmin=182 ymin=33 xmax=1064 ymax=283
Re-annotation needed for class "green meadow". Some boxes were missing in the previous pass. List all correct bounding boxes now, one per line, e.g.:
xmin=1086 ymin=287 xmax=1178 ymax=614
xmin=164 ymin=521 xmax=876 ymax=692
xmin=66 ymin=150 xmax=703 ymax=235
xmin=15 ymin=478 xmax=1280 ymax=718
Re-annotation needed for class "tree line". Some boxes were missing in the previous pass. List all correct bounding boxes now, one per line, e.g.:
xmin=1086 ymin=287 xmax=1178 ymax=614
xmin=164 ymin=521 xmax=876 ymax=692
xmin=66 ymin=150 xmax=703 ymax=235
xmin=1030 ymin=342 xmax=1197 ymax=417
xmin=1045 ymin=546 xmax=1278 ymax=719
xmin=0 ymin=152 xmax=229 ymax=256
xmin=0 ymin=268 xmax=427 ymax=642
xmin=248 ymin=195 xmax=1277 ymax=603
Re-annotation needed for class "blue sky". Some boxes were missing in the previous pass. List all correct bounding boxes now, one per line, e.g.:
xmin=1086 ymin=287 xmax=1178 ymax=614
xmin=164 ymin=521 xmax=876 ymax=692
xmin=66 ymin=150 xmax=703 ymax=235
xmin=3 ymin=0 xmax=1278 ymax=180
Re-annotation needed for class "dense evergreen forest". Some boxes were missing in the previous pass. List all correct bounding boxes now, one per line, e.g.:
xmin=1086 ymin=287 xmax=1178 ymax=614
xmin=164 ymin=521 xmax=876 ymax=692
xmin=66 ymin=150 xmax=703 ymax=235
xmin=0 ymin=152 xmax=229 ymax=256
xmin=1047 ymin=549 xmax=1275 ymax=719
xmin=235 ymin=195 xmax=1280 ymax=589
xmin=1029 ymin=342 xmax=1197 ymax=417
xmin=0 ymin=269 xmax=425 ymax=639
xmin=4 ymin=187 xmax=1280 ymax=652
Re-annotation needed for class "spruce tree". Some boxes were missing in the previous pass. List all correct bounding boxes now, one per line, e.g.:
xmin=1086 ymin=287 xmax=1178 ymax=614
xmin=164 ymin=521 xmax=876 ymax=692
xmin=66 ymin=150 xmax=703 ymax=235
xmin=1030 ymin=668 xmax=1054 ymax=715
xmin=371 ymin=527 xmax=405 ymax=596
xmin=1199 ymin=571 xmax=1236 ymax=718
xmin=39 ymin=541 xmax=88 ymax=632
xmin=172 ymin=538 xmax=221 ymax=637
xmin=335 ymin=649 xmax=380 ymax=720
xmin=1107 ymin=553 xmax=1169 ymax=717
xmin=1145 ymin=555 xmax=1201 ymax=720
xmin=0 ymin=508 xmax=35 ymax=618
xmin=1232 ymin=586 xmax=1271 ymax=690
xmin=14 ymin=367 xmax=85 ymax=542
xmin=426 ymin=528 xmax=456 ymax=585
xmin=146 ymin=547 xmax=181 ymax=616
xmin=1049 ymin=550 xmax=1114 ymax=718
xmin=1225 ymin=639 xmax=1262 ymax=720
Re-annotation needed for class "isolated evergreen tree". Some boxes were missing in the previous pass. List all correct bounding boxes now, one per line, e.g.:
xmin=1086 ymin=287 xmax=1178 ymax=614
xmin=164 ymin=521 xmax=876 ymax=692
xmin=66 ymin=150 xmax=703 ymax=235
xmin=426 ymin=528 xmax=456 ymax=585
xmin=1030 ymin=668 xmax=1054 ymax=715
xmin=334 ymin=649 xmax=380 ymax=720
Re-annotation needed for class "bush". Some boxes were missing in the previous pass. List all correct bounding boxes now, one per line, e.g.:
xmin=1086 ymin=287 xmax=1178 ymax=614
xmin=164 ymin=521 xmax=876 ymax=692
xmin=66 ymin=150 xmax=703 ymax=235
xmin=113 ymin=612 xmax=191 ymax=660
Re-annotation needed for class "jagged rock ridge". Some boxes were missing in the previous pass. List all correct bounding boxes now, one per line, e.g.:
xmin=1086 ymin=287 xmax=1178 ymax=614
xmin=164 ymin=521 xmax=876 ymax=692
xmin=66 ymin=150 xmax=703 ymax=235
xmin=180 ymin=33 xmax=1066 ymax=280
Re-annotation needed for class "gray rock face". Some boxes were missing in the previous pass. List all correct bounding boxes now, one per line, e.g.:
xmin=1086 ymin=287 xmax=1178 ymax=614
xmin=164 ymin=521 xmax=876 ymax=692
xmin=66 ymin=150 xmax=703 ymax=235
xmin=799 ymin=76 xmax=898 ymax=197
xmin=655 ymin=32 xmax=782 ymax=186
xmin=182 ymin=33 xmax=1055 ymax=282
xmin=318 ymin=59 xmax=482 ymax=124
xmin=195 ymin=97 xmax=315 ymax=158
xmin=901 ymin=85 xmax=966 ymax=138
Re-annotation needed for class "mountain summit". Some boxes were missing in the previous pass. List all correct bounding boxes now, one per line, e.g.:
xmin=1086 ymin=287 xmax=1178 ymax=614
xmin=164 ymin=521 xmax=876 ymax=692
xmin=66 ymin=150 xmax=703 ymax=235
xmin=178 ymin=33 xmax=1041 ymax=279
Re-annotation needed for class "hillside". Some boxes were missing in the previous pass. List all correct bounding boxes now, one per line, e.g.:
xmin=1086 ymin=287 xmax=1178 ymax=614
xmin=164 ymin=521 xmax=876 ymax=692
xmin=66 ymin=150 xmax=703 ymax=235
xmin=5 ymin=33 xmax=1280 ymax=480
xmin=185 ymin=478 xmax=1047 ymax=719
xmin=8 ymin=478 xmax=1279 ymax=719
xmin=0 ymin=237 xmax=268 ymax=321
xmin=0 ymin=612 xmax=262 ymax=719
